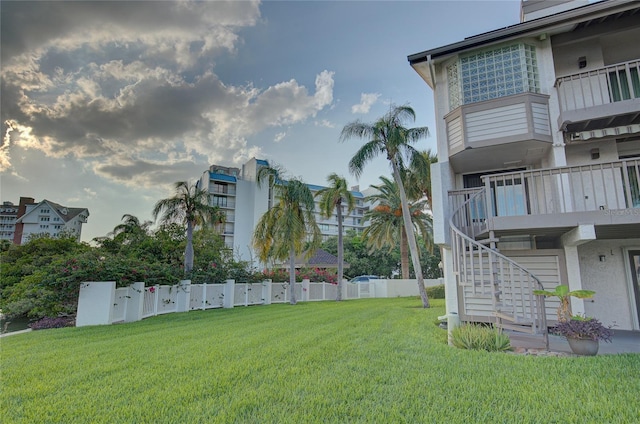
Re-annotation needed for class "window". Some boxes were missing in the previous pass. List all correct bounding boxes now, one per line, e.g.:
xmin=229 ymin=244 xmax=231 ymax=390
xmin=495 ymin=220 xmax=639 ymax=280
xmin=447 ymin=43 xmax=539 ymax=110
xmin=40 ymin=216 xmax=50 ymax=221
xmin=212 ymin=196 xmax=227 ymax=207
xmin=41 ymin=209 xmax=50 ymax=213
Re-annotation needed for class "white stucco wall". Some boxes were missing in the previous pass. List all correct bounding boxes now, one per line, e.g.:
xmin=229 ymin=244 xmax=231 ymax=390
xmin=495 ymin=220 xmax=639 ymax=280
xmin=578 ymin=239 xmax=640 ymax=330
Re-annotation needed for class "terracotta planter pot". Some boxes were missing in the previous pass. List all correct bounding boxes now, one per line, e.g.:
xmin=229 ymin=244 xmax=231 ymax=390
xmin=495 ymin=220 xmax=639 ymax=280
xmin=567 ymin=337 xmax=599 ymax=356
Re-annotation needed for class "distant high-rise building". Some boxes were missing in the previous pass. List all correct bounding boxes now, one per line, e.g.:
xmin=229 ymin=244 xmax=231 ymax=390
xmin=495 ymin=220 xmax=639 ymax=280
xmin=199 ymin=158 xmax=373 ymax=262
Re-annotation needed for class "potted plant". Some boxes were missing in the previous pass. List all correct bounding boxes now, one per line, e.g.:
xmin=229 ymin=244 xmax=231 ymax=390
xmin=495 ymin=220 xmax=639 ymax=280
xmin=533 ymin=284 xmax=595 ymax=323
xmin=553 ymin=315 xmax=614 ymax=356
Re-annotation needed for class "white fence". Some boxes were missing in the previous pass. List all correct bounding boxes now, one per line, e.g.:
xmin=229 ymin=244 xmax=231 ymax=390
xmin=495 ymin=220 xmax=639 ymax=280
xmin=76 ymin=278 xmax=443 ymax=327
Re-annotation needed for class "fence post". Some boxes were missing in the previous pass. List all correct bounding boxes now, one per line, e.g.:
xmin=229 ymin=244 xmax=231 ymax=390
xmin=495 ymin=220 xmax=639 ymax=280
xmin=125 ymin=282 xmax=145 ymax=323
xmin=263 ymin=279 xmax=272 ymax=305
xmin=76 ymin=281 xmax=116 ymax=327
xmin=223 ymin=279 xmax=235 ymax=308
xmin=176 ymin=280 xmax=191 ymax=313
xmin=341 ymin=279 xmax=349 ymax=300
xmin=201 ymin=283 xmax=207 ymax=310
xmin=153 ymin=285 xmax=159 ymax=316
xmin=302 ymin=279 xmax=310 ymax=302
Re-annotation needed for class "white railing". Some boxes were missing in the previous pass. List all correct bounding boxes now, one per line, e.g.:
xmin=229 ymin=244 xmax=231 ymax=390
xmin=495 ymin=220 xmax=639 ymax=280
xmin=481 ymin=159 xmax=640 ymax=217
xmin=556 ymin=59 xmax=640 ymax=113
xmin=449 ymin=189 xmax=547 ymax=338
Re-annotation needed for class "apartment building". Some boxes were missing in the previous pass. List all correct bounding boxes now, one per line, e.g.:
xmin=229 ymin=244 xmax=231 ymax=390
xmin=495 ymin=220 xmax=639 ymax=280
xmin=0 ymin=201 xmax=19 ymax=242
xmin=8 ymin=197 xmax=89 ymax=244
xmin=409 ymin=0 xmax=640 ymax=334
xmin=199 ymin=158 xmax=371 ymax=262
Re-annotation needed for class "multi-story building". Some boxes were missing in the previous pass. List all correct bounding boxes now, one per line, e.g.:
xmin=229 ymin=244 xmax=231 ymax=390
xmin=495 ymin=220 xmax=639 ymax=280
xmin=0 ymin=201 xmax=19 ymax=242
xmin=409 ymin=0 xmax=640 ymax=336
xmin=10 ymin=197 xmax=89 ymax=244
xmin=199 ymin=158 xmax=372 ymax=262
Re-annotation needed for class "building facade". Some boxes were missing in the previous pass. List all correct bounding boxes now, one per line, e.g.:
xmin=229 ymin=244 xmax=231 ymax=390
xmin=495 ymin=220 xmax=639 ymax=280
xmin=0 ymin=201 xmax=19 ymax=242
xmin=409 ymin=0 xmax=640 ymax=333
xmin=199 ymin=158 xmax=372 ymax=263
xmin=8 ymin=197 xmax=90 ymax=244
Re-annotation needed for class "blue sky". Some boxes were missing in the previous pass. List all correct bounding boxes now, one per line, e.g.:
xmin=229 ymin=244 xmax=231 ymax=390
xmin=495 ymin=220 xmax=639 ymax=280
xmin=1 ymin=0 xmax=521 ymax=242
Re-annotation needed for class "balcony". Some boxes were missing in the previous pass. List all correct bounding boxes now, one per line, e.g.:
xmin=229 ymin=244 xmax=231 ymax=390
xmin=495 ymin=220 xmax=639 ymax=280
xmin=444 ymin=92 xmax=552 ymax=173
xmin=556 ymin=59 xmax=640 ymax=134
xmin=449 ymin=159 xmax=640 ymax=239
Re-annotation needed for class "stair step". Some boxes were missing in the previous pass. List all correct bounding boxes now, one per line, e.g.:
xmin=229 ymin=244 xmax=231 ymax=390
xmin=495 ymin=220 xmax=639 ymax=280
xmin=505 ymin=331 xmax=548 ymax=349
xmin=496 ymin=322 xmax=536 ymax=334
xmin=493 ymin=311 xmax=533 ymax=325
xmin=476 ymin=237 xmax=499 ymax=245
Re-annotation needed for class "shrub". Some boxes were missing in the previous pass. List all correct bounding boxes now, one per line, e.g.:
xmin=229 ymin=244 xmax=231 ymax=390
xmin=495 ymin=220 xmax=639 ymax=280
xmin=552 ymin=315 xmax=614 ymax=342
xmin=426 ymin=284 xmax=445 ymax=299
xmin=29 ymin=316 xmax=75 ymax=330
xmin=450 ymin=324 xmax=511 ymax=352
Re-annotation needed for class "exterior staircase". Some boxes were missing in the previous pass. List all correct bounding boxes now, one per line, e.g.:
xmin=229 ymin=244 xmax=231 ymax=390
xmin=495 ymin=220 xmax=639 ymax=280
xmin=449 ymin=188 xmax=549 ymax=349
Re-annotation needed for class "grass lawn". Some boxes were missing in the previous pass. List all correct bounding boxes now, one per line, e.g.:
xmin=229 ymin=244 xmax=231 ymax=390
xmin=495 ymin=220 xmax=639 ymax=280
xmin=2 ymin=297 xmax=639 ymax=423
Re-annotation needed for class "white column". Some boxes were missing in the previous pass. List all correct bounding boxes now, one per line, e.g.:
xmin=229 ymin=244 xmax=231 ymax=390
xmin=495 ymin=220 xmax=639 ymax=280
xmin=262 ymin=279 xmax=272 ymax=305
xmin=223 ymin=279 xmax=235 ymax=308
xmin=564 ymin=245 xmax=586 ymax=317
xmin=176 ymin=280 xmax=191 ymax=313
xmin=125 ymin=282 xmax=145 ymax=323
xmin=302 ymin=279 xmax=310 ymax=302
xmin=76 ymin=281 xmax=116 ymax=327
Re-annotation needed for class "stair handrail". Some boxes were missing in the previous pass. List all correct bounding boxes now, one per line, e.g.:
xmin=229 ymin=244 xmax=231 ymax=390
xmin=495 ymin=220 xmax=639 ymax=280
xmin=449 ymin=187 xmax=548 ymax=344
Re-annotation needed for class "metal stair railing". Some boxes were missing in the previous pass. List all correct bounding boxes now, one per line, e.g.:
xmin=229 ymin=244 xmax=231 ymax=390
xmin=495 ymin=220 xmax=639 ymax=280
xmin=449 ymin=188 xmax=548 ymax=345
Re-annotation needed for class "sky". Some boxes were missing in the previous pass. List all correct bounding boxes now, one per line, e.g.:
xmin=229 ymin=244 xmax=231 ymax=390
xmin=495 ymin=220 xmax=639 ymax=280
xmin=1 ymin=0 xmax=522 ymax=242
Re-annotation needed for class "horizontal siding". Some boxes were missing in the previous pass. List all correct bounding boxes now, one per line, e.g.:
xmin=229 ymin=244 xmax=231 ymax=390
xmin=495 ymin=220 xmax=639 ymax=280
xmin=532 ymin=103 xmax=551 ymax=135
xmin=447 ymin=116 xmax=463 ymax=151
xmin=466 ymin=103 xmax=527 ymax=142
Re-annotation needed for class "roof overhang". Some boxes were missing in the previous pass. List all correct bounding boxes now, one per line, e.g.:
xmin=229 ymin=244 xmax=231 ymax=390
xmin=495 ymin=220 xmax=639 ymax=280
xmin=408 ymin=0 xmax=639 ymax=84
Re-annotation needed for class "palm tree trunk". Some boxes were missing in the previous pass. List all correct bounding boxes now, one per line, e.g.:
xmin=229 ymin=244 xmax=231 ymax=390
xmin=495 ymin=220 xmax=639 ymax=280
xmin=289 ymin=246 xmax=297 ymax=305
xmin=336 ymin=202 xmax=343 ymax=301
xmin=391 ymin=161 xmax=430 ymax=308
xmin=184 ymin=220 xmax=195 ymax=275
xmin=400 ymin=227 xmax=409 ymax=279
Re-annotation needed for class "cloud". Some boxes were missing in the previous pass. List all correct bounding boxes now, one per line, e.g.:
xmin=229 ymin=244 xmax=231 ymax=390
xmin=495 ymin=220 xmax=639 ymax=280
xmin=0 ymin=1 xmax=335 ymax=190
xmin=315 ymin=120 xmax=335 ymax=128
xmin=351 ymin=93 xmax=380 ymax=114
xmin=274 ymin=132 xmax=286 ymax=143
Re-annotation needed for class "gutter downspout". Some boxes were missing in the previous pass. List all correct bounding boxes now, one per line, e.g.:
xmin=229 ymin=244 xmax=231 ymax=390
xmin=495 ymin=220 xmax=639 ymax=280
xmin=427 ymin=54 xmax=436 ymax=89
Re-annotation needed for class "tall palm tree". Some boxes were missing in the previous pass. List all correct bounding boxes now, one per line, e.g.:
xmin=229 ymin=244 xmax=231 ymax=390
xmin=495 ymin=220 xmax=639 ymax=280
xmin=152 ymin=181 xmax=224 ymax=275
xmin=315 ymin=173 xmax=355 ymax=301
xmin=364 ymin=176 xmax=432 ymax=279
xmin=404 ymin=149 xmax=437 ymax=207
xmin=253 ymin=165 xmax=322 ymax=305
xmin=341 ymin=104 xmax=431 ymax=307
xmin=112 ymin=214 xmax=153 ymax=245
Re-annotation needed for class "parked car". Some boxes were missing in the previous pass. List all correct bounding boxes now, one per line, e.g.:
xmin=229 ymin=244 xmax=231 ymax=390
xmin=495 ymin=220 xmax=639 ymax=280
xmin=348 ymin=275 xmax=381 ymax=284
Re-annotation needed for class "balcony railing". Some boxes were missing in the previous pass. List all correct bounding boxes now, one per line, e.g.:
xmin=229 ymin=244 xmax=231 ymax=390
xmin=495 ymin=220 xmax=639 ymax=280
xmin=556 ymin=59 xmax=640 ymax=114
xmin=479 ymin=159 xmax=640 ymax=218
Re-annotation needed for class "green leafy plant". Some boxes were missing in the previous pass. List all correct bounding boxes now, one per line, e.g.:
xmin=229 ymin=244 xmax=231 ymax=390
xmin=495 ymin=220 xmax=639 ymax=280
xmin=532 ymin=284 xmax=595 ymax=322
xmin=450 ymin=324 xmax=511 ymax=352
xmin=426 ymin=284 xmax=445 ymax=299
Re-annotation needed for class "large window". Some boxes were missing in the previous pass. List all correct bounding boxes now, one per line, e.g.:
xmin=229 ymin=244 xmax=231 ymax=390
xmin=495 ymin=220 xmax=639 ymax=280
xmin=448 ymin=43 xmax=540 ymax=110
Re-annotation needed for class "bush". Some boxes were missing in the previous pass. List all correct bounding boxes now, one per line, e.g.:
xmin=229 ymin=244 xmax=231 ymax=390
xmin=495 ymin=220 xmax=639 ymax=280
xmin=29 ymin=316 xmax=75 ymax=330
xmin=450 ymin=324 xmax=511 ymax=352
xmin=426 ymin=284 xmax=445 ymax=299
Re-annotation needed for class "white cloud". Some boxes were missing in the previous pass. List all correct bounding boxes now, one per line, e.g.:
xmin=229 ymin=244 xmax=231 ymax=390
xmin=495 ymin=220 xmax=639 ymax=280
xmin=315 ymin=120 xmax=335 ymax=128
xmin=274 ymin=132 xmax=286 ymax=143
xmin=351 ymin=93 xmax=380 ymax=114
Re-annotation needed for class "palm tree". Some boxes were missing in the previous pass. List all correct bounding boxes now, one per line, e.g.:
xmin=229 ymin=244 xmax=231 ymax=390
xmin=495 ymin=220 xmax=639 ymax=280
xmin=152 ymin=181 xmax=224 ymax=275
xmin=404 ymin=149 xmax=437 ymax=208
xmin=364 ymin=176 xmax=432 ymax=279
xmin=315 ymin=173 xmax=355 ymax=301
xmin=253 ymin=165 xmax=322 ymax=305
xmin=341 ymin=104 xmax=431 ymax=307
xmin=112 ymin=214 xmax=153 ymax=245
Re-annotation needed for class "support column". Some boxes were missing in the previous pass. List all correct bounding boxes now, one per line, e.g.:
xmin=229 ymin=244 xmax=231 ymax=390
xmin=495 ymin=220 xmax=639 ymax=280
xmin=125 ymin=282 xmax=145 ymax=323
xmin=561 ymin=225 xmax=596 ymax=318
xmin=223 ymin=279 xmax=235 ymax=308
xmin=176 ymin=280 xmax=191 ymax=313
xmin=262 ymin=279 xmax=272 ymax=305
xmin=76 ymin=281 xmax=115 ymax=327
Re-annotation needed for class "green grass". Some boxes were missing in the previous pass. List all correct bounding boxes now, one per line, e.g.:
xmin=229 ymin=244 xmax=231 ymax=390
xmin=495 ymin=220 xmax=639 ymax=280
xmin=2 ymin=298 xmax=639 ymax=423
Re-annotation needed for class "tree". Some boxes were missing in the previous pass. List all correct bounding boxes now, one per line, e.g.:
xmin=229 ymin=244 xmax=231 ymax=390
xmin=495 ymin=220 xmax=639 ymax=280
xmin=315 ymin=173 xmax=355 ymax=301
xmin=253 ymin=165 xmax=322 ymax=305
xmin=341 ymin=104 xmax=432 ymax=307
xmin=404 ymin=149 xmax=437 ymax=209
xmin=112 ymin=214 xmax=153 ymax=244
xmin=152 ymin=181 xmax=224 ymax=275
xmin=364 ymin=176 xmax=432 ymax=279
